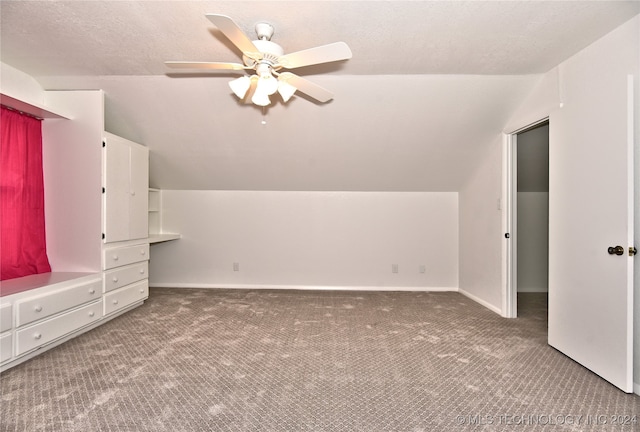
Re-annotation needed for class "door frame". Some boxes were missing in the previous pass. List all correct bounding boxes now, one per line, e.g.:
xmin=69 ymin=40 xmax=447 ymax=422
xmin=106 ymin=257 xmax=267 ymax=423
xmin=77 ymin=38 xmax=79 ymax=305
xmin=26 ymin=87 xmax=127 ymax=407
xmin=501 ymin=117 xmax=549 ymax=318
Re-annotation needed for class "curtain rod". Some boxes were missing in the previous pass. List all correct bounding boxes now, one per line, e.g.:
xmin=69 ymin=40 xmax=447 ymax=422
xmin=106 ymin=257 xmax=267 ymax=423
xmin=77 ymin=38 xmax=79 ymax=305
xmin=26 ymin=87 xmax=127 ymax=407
xmin=1 ymin=104 xmax=44 ymax=121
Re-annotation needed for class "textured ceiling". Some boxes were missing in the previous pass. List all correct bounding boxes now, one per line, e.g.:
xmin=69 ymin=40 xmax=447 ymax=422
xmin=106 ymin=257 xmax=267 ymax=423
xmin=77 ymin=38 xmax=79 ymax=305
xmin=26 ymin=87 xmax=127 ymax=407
xmin=1 ymin=1 xmax=639 ymax=191
xmin=2 ymin=1 xmax=639 ymax=77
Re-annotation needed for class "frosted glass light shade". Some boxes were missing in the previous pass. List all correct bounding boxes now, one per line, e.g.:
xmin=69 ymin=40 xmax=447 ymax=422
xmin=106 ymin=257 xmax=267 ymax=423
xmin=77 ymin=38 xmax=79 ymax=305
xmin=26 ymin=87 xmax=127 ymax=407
xmin=229 ymin=76 xmax=251 ymax=99
xmin=252 ymin=80 xmax=271 ymax=106
xmin=277 ymin=80 xmax=297 ymax=102
xmin=261 ymin=74 xmax=279 ymax=96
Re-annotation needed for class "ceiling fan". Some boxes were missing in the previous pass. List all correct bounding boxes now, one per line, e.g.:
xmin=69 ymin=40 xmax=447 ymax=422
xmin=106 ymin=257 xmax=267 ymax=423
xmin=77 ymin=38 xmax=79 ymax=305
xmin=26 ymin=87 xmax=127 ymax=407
xmin=165 ymin=14 xmax=352 ymax=106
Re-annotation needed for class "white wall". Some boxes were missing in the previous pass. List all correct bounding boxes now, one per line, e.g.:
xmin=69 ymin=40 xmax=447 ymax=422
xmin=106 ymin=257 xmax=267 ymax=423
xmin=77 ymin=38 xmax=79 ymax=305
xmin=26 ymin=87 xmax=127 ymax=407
xmin=458 ymin=136 xmax=503 ymax=314
xmin=0 ymin=62 xmax=44 ymax=104
xmin=517 ymin=193 xmax=548 ymax=292
xmin=149 ymin=191 xmax=458 ymax=290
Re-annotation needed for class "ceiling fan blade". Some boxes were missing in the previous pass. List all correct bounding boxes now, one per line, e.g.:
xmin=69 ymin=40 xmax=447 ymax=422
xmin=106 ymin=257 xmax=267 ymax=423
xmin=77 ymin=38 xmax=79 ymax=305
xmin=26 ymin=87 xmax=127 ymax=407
xmin=205 ymin=14 xmax=261 ymax=59
xmin=279 ymin=72 xmax=334 ymax=103
xmin=243 ymin=76 xmax=259 ymax=104
xmin=278 ymin=42 xmax=352 ymax=69
xmin=165 ymin=61 xmax=247 ymax=71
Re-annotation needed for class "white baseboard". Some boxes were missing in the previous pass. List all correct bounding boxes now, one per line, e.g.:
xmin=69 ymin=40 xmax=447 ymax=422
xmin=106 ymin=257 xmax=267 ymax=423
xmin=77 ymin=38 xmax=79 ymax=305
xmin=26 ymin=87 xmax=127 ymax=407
xmin=458 ymin=288 xmax=502 ymax=315
xmin=149 ymin=282 xmax=457 ymax=293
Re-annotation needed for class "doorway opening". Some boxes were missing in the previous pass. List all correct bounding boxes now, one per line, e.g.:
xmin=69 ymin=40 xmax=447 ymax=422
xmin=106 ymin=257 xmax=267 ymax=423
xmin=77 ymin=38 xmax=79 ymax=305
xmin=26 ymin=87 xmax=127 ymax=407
xmin=514 ymin=121 xmax=549 ymax=319
xmin=502 ymin=118 xmax=549 ymax=319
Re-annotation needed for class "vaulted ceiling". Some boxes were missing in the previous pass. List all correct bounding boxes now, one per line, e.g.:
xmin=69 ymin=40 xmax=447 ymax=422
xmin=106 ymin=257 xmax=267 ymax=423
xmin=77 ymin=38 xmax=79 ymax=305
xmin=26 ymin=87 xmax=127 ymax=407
xmin=1 ymin=1 xmax=639 ymax=191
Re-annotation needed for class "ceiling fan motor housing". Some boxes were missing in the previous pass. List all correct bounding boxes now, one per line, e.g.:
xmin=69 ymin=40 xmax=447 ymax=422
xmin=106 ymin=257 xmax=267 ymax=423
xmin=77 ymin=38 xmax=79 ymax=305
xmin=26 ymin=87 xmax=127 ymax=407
xmin=244 ymin=39 xmax=284 ymax=67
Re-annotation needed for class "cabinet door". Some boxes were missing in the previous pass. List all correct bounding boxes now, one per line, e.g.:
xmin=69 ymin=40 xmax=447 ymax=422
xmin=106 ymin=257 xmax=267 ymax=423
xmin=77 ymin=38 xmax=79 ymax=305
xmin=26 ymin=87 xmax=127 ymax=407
xmin=128 ymin=144 xmax=149 ymax=240
xmin=103 ymin=133 xmax=149 ymax=243
xmin=103 ymin=137 xmax=130 ymax=243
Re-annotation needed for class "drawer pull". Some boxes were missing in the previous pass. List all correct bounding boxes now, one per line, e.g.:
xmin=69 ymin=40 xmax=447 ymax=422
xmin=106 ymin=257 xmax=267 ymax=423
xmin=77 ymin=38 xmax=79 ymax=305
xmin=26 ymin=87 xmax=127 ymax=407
xmin=139 ymin=269 xmax=145 ymax=274
xmin=113 ymin=299 xmax=119 ymax=305
xmin=113 ymin=255 xmax=119 ymax=261
xmin=89 ymin=311 xmax=95 ymax=317
xmin=34 ymin=333 xmax=42 ymax=340
xmin=140 ymin=289 xmax=144 ymax=294
xmin=34 ymin=305 xmax=43 ymax=313
xmin=89 ymin=288 xmax=96 ymax=295
xmin=140 ymin=250 xmax=146 ymax=256
xmin=112 ymin=277 xmax=119 ymax=283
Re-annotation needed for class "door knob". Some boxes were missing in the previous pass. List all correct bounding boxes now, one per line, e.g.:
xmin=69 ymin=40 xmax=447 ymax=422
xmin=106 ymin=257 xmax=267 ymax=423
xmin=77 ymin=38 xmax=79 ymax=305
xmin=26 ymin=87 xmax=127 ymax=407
xmin=608 ymin=246 xmax=625 ymax=256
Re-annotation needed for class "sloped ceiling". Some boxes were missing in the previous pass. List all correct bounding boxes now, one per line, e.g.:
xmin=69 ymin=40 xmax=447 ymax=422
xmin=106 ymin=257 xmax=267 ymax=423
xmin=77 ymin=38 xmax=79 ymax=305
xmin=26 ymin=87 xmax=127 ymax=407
xmin=1 ymin=1 xmax=639 ymax=191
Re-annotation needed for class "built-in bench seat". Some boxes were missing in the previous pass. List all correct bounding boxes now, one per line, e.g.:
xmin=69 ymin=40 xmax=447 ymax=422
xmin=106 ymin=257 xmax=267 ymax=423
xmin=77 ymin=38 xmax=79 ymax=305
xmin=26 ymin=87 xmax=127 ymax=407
xmin=0 ymin=272 xmax=99 ymax=297
xmin=0 ymin=272 xmax=105 ymax=371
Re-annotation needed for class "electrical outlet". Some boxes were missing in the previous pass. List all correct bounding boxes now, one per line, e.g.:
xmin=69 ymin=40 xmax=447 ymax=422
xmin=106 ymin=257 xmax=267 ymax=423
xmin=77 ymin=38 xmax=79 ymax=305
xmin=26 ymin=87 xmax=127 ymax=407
xmin=392 ymin=264 xmax=398 ymax=274
xmin=419 ymin=265 xmax=426 ymax=274
xmin=233 ymin=262 xmax=240 ymax=272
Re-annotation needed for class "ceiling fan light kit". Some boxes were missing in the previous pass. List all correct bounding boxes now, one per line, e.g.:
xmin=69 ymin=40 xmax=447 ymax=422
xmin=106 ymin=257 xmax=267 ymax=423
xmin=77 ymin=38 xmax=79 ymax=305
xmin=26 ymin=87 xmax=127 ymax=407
xmin=166 ymin=14 xmax=352 ymax=107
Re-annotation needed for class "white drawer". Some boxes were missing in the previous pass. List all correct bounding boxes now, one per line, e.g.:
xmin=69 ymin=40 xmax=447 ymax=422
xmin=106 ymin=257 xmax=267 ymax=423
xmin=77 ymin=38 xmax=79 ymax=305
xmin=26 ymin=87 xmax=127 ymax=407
xmin=16 ymin=300 xmax=103 ymax=356
xmin=103 ymin=262 xmax=148 ymax=293
xmin=0 ymin=303 xmax=12 ymax=332
xmin=15 ymin=277 xmax=102 ymax=327
xmin=104 ymin=280 xmax=148 ymax=316
xmin=0 ymin=332 xmax=12 ymax=363
xmin=103 ymin=243 xmax=149 ymax=270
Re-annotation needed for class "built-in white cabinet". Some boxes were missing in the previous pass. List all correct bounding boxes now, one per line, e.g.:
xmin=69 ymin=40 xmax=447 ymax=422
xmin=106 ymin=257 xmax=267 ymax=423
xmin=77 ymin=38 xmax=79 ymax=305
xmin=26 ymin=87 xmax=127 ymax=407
xmin=102 ymin=242 xmax=149 ymax=316
xmin=0 ymin=89 xmax=151 ymax=372
xmin=0 ymin=273 xmax=104 ymax=368
xmin=103 ymin=132 xmax=149 ymax=243
xmin=0 ymin=303 xmax=13 ymax=363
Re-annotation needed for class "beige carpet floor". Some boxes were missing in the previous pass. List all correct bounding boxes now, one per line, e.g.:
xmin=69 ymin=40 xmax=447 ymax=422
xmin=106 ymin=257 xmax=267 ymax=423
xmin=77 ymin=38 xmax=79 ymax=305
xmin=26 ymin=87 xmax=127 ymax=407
xmin=1 ymin=289 xmax=638 ymax=431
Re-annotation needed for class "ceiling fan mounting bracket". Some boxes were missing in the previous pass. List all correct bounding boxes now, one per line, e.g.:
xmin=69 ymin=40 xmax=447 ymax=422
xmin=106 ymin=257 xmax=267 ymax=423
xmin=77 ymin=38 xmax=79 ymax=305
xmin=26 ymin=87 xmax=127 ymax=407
xmin=255 ymin=22 xmax=274 ymax=41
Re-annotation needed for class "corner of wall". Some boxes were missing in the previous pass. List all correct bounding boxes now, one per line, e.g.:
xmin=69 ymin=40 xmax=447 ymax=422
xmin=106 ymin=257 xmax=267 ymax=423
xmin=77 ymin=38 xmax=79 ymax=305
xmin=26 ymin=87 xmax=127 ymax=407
xmin=458 ymin=136 xmax=504 ymax=314
xmin=0 ymin=62 xmax=46 ymax=105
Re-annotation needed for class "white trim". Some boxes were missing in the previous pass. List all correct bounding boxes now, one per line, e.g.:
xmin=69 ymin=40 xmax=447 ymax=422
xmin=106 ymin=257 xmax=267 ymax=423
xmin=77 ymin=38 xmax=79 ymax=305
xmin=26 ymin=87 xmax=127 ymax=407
xmin=625 ymin=74 xmax=635 ymax=392
xmin=458 ymin=288 xmax=502 ymax=315
xmin=635 ymin=381 xmax=640 ymax=396
xmin=501 ymin=133 xmax=516 ymax=318
xmin=149 ymin=283 xmax=457 ymax=292
xmin=501 ymin=117 xmax=550 ymax=319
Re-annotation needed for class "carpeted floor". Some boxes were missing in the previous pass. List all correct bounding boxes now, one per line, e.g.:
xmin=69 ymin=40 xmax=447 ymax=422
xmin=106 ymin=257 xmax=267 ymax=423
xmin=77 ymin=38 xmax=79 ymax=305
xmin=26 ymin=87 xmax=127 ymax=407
xmin=1 ymin=289 xmax=638 ymax=431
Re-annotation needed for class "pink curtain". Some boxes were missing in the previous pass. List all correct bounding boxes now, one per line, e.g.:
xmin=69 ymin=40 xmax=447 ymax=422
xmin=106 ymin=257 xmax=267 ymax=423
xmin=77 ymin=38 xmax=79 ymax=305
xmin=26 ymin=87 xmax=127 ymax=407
xmin=1 ymin=106 xmax=51 ymax=280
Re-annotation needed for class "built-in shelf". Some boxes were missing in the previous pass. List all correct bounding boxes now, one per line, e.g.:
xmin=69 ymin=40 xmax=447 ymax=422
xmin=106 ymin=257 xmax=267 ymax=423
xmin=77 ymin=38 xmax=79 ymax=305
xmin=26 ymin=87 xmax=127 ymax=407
xmin=149 ymin=233 xmax=182 ymax=244
xmin=148 ymin=188 xmax=180 ymax=244
xmin=1 ymin=93 xmax=71 ymax=119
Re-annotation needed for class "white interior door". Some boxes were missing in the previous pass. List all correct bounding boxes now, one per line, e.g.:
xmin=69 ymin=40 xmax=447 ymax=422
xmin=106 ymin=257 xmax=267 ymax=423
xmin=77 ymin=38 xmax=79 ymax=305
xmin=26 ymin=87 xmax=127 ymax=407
xmin=548 ymin=76 xmax=634 ymax=393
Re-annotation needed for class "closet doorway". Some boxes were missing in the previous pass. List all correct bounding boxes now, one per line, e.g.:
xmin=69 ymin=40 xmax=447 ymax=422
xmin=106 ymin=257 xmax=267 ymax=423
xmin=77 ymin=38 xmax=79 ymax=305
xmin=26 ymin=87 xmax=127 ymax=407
xmin=502 ymin=119 xmax=550 ymax=318
xmin=514 ymin=121 xmax=549 ymax=317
